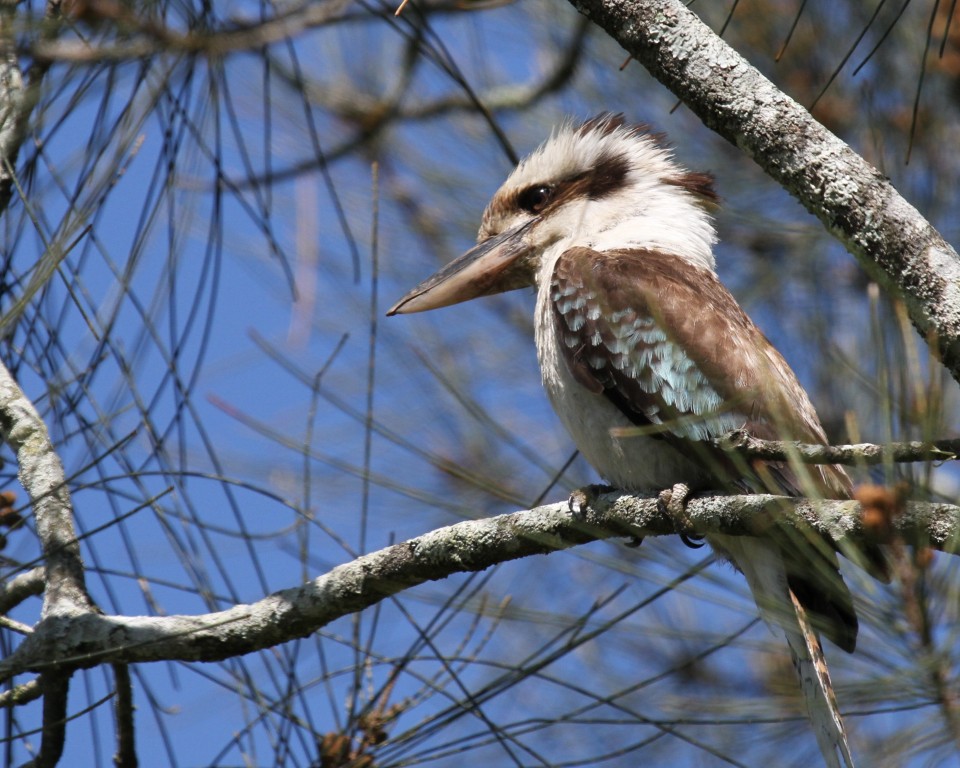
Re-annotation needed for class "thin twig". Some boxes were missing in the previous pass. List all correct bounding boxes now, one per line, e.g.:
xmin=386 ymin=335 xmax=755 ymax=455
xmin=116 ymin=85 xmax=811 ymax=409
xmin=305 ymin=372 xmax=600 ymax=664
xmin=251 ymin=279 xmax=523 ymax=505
xmin=0 ymin=677 xmax=41 ymax=708
xmin=715 ymin=429 xmax=960 ymax=465
xmin=112 ymin=664 xmax=137 ymax=768
xmin=0 ymin=567 xmax=44 ymax=614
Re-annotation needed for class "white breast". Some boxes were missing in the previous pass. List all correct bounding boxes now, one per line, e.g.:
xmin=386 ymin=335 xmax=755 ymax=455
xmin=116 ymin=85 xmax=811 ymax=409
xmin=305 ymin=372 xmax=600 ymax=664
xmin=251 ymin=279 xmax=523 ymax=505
xmin=533 ymin=271 xmax=711 ymax=493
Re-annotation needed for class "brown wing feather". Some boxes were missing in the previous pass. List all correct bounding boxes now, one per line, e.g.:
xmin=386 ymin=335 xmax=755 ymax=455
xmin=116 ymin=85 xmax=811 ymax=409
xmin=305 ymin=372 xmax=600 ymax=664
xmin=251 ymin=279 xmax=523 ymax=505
xmin=550 ymin=246 xmax=850 ymax=497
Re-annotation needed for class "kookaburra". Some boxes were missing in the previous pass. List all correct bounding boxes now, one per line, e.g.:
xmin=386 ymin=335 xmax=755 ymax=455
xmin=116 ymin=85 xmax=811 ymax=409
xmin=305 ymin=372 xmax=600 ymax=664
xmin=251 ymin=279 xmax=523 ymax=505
xmin=389 ymin=114 xmax=882 ymax=768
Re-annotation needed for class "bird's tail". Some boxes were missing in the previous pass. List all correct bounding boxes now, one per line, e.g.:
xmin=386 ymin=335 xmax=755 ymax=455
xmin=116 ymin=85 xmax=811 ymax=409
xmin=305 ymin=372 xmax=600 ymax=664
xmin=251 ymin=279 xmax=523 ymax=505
xmin=709 ymin=535 xmax=855 ymax=768
xmin=786 ymin=589 xmax=855 ymax=768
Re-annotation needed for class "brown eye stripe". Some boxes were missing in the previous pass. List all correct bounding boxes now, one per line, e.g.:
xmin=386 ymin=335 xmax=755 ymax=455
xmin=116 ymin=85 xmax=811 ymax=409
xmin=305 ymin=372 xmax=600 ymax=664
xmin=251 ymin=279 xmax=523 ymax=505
xmin=514 ymin=153 xmax=633 ymax=215
xmin=664 ymin=171 xmax=718 ymax=203
xmin=484 ymin=153 xmax=716 ymax=228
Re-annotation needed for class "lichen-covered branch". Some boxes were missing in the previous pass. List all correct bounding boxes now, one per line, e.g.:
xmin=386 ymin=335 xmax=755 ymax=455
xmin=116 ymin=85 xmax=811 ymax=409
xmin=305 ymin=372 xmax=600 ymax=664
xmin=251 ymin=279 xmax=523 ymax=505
xmin=0 ymin=491 xmax=955 ymax=681
xmin=0 ymin=0 xmax=26 ymax=214
xmin=568 ymin=0 xmax=960 ymax=384
xmin=0 ymin=0 xmax=64 ymax=216
xmin=0 ymin=566 xmax=44 ymax=615
xmin=0 ymin=358 xmax=92 ymax=765
xmin=0 ymin=677 xmax=41 ymax=707
xmin=0 ymin=362 xmax=91 ymax=617
xmin=715 ymin=429 xmax=960 ymax=466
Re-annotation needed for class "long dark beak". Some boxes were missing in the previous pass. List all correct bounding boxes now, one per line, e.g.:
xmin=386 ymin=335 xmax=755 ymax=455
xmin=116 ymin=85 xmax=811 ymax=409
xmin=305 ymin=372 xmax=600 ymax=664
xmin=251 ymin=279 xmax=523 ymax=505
xmin=387 ymin=219 xmax=537 ymax=315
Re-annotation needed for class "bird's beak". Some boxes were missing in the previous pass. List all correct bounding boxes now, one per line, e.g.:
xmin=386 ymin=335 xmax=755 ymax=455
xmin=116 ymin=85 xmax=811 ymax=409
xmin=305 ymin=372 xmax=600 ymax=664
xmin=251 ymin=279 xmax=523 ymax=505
xmin=387 ymin=218 xmax=537 ymax=315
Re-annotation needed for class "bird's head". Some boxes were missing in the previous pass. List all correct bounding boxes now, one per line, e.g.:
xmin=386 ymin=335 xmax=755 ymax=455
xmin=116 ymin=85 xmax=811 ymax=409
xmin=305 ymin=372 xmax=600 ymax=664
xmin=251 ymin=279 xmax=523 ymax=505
xmin=388 ymin=113 xmax=718 ymax=315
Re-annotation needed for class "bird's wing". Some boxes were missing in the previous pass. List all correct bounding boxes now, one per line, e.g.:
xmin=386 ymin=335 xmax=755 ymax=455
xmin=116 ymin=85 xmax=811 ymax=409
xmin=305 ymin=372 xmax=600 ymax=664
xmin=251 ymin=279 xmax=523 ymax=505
xmin=549 ymin=245 xmax=849 ymax=496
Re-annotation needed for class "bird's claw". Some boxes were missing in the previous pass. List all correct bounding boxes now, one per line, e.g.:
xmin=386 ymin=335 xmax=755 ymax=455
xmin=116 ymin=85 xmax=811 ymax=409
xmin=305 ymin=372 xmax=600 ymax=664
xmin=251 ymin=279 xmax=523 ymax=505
xmin=657 ymin=483 xmax=704 ymax=548
xmin=568 ymin=484 xmax=642 ymax=546
xmin=657 ymin=482 xmax=691 ymax=518
xmin=568 ymin=488 xmax=590 ymax=518
xmin=567 ymin=484 xmax=613 ymax=519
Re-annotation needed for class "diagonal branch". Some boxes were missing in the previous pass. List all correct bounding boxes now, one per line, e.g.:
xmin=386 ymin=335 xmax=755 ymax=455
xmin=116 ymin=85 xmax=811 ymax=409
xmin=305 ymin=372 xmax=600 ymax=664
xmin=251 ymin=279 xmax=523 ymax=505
xmin=568 ymin=0 xmax=960 ymax=384
xmin=0 ymin=566 xmax=44 ymax=614
xmin=0 ymin=491 xmax=955 ymax=680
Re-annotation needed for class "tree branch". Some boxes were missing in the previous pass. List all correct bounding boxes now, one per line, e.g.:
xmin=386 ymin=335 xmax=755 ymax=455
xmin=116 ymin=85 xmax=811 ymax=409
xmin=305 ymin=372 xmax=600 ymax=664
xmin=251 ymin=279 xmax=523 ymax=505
xmin=0 ymin=491 xmax=955 ymax=680
xmin=0 ymin=0 xmax=63 ymax=217
xmin=0 ymin=361 xmax=92 ymax=617
xmin=0 ymin=566 xmax=44 ymax=615
xmin=0 ymin=0 xmax=27 ymax=215
xmin=112 ymin=664 xmax=136 ymax=768
xmin=0 ymin=677 xmax=41 ymax=707
xmin=568 ymin=0 xmax=960 ymax=384
xmin=31 ymin=0 xmax=353 ymax=62
xmin=34 ymin=671 xmax=70 ymax=768
xmin=713 ymin=429 xmax=960 ymax=465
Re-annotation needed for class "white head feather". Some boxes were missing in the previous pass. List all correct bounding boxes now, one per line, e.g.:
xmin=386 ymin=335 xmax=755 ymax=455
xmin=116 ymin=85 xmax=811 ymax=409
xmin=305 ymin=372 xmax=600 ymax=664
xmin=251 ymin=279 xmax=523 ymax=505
xmin=479 ymin=114 xmax=719 ymax=275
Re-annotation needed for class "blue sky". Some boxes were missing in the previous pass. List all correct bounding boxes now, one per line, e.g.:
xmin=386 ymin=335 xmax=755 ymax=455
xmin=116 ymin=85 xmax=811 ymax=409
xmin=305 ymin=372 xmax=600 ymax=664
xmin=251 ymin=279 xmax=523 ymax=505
xmin=2 ymin=0 xmax=959 ymax=765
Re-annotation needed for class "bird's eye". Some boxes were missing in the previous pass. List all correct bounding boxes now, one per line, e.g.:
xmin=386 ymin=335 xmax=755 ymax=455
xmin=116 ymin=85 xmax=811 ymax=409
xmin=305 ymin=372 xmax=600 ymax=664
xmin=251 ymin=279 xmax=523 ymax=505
xmin=517 ymin=185 xmax=554 ymax=214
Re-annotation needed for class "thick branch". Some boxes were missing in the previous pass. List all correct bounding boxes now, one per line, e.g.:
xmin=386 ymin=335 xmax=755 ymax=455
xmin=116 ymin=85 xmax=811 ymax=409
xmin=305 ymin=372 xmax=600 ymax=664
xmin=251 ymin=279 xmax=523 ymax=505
xmin=0 ymin=0 xmax=26 ymax=214
xmin=0 ymin=492 xmax=954 ymax=678
xmin=568 ymin=0 xmax=960 ymax=384
xmin=0 ymin=0 xmax=62 ymax=217
xmin=0 ymin=363 xmax=91 ymax=617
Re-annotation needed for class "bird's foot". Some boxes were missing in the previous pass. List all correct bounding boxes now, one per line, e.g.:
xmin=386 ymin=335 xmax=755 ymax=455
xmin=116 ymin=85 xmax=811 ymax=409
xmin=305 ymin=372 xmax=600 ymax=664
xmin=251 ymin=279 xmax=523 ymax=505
xmin=657 ymin=482 xmax=691 ymax=519
xmin=567 ymin=484 xmax=614 ymax=518
xmin=568 ymin=484 xmax=642 ymax=547
xmin=657 ymin=483 xmax=705 ymax=549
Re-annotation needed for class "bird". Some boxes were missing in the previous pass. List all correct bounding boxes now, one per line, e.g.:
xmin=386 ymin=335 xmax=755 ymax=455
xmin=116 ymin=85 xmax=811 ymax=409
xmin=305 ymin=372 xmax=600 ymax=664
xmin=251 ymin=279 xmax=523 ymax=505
xmin=388 ymin=113 xmax=883 ymax=767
